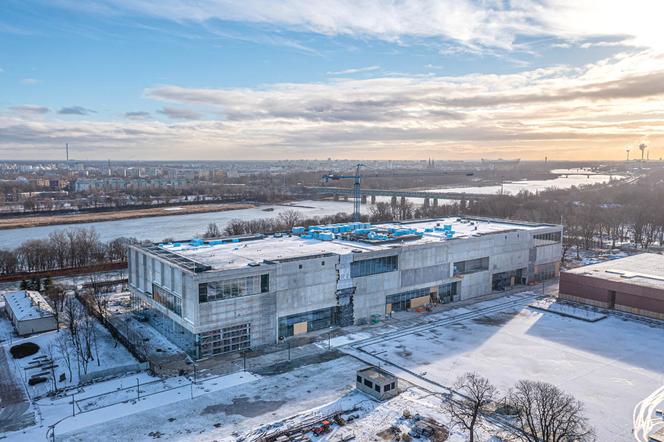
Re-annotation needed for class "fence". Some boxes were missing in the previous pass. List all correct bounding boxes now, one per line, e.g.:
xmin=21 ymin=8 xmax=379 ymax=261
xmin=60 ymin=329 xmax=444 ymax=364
xmin=80 ymin=362 xmax=149 ymax=384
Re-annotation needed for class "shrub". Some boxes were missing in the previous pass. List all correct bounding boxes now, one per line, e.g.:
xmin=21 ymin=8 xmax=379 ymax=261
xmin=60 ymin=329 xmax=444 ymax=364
xmin=10 ymin=342 xmax=39 ymax=359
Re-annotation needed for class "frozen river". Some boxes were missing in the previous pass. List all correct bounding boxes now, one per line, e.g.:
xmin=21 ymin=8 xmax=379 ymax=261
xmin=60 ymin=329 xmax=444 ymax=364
xmin=0 ymin=200 xmax=353 ymax=248
xmin=0 ymin=170 xmax=621 ymax=248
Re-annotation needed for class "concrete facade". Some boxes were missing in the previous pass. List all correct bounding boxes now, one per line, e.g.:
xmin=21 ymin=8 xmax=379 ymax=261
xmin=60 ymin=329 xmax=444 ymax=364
xmin=128 ymin=216 xmax=562 ymax=358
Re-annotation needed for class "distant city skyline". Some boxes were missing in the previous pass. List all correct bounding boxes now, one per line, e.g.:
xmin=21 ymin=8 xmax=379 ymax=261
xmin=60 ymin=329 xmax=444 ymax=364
xmin=2 ymin=1 xmax=663 ymax=160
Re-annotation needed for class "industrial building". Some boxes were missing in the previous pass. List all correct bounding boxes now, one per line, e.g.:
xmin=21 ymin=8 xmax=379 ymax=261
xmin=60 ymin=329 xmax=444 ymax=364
xmin=127 ymin=216 xmax=562 ymax=359
xmin=560 ymin=253 xmax=664 ymax=320
xmin=3 ymin=290 xmax=57 ymax=336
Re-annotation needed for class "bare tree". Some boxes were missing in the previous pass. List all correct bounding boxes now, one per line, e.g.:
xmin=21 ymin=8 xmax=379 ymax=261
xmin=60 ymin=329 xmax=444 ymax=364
xmin=55 ymin=331 xmax=73 ymax=382
xmin=203 ymin=222 xmax=221 ymax=238
xmin=508 ymin=380 xmax=595 ymax=442
xmin=45 ymin=284 xmax=67 ymax=330
xmin=444 ymin=372 xmax=497 ymax=442
xmin=45 ymin=342 xmax=59 ymax=393
xmin=277 ymin=209 xmax=303 ymax=229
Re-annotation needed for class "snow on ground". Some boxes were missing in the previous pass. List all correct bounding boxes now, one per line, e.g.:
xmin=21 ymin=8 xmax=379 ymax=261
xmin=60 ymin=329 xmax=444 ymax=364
xmin=50 ymin=356 xmax=365 ymax=441
xmin=529 ymin=297 xmax=607 ymax=321
xmin=359 ymin=301 xmax=664 ymax=441
xmin=3 ymin=315 xmax=140 ymax=399
xmin=7 ymin=369 xmax=259 ymax=442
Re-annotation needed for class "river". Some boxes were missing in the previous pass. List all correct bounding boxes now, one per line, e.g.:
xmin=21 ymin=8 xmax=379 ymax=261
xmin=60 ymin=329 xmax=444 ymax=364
xmin=0 ymin=170 xmax=621 ymax=248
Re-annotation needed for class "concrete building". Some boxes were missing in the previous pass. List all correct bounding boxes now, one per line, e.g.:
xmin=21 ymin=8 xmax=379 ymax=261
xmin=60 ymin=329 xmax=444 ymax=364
xmin=356 ymin=366 xmax=399 ymax=401
xmin=3 ymin=290 xmax=57 ymax=336
xmin=560 ymin=253 xmax=664 ymax=320
xmin=128 ymin=216 xmax=562 ymax=358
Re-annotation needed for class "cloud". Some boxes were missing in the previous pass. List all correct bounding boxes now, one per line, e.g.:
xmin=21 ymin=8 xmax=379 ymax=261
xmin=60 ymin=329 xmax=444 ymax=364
xmin=4 ymin=50 xmax=664 ymax=160
xmin=9 ymin=105 xmax=50 ymax=116
xmin=125 ymin=111 xmax=151 ymax=120
xmin=328 ymin=66 xmax=380 ymax=75
xmin=58 ymin=106 xmax=97 ymax=115
xmin=56 ymin=0 xmax=664 ymax=51
xmin=20 ymin=78 xmax=39 ymax=85
xmin=157 ymin=107 xmax=202 ymax=120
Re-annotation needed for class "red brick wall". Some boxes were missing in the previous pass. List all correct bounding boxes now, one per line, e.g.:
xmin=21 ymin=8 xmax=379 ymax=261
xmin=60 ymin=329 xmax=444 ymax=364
xmin=559 ymin=271 xmax=664 ymax=315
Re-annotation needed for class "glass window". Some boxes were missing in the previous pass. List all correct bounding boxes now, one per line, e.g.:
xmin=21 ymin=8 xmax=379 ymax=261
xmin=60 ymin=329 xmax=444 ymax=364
xmin=200 ymin=274 xmax=269 ymax=303
xmin=351 ymin=255 xmax=398 ymax=278
xmin=356 ymin=375 xmax=362 ymax=383
xmin=199 ymin=283 xmax=208 ymax=303
xmin=454 ymin=257 xmax=489 ymax=275
xmin=278 ymin=306 xmax=339 ymax=338
xmin=364 ymin=379 xmax=373 ymax=388
xmin=152 ymin=283 xmax=182 ymax=316
xmin=533 ymin=231 xmax=562 ymax=246
xmin=374 ymin=384 xmax=380 ymax=392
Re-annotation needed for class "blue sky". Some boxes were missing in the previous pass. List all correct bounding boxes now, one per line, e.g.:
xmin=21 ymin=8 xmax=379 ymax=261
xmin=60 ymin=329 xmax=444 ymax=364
xmin=2 ymin=1 xmax=664 ymax=160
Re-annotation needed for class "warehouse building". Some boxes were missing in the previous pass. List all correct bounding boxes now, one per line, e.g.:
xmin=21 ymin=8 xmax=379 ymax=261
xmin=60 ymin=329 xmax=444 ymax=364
xmin=128 ymin=216 xmax=562 ymax=358
xmin=3 ymin=290 xmax=57 ymax=336
xmin=560 ymin=253 xmax=664 ymax=320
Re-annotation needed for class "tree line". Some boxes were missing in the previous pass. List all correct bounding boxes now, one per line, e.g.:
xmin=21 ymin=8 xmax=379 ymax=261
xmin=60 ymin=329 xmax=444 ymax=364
xmin=0 ymin=227 xmax=136 ymax=275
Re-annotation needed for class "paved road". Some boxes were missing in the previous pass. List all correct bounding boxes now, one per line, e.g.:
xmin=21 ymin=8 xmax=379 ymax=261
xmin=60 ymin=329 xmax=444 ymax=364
xmin=0 ymin=347 xmax=35 ymax=433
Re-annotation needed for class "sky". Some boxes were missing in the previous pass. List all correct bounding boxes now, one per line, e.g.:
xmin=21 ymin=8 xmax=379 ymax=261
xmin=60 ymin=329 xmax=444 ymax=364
xmin=2 ymin=0 xmax=664 ymax=161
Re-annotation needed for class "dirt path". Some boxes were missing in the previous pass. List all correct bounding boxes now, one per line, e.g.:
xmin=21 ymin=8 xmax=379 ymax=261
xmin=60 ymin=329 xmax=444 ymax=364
xmin=0 ymin=203 xmax=255 ymax=230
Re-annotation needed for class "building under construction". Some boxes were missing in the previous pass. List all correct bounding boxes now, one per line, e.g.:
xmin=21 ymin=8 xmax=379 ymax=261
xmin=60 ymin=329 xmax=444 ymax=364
xmin=127 ymin=216 xmax=562 ymax=358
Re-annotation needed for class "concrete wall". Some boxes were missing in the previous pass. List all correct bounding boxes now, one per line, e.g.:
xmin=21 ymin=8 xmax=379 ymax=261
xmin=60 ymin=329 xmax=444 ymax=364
xmin=128 ymin=222 xmax=563 ymax=354
xmin=14 ymin=316 xmax=57 ymax=336
xmin=274 ymin=255 xmax=339 ymax=318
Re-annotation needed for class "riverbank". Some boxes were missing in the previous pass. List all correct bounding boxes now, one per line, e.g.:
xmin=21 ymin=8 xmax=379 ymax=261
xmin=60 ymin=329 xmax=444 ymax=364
xmin=0 ymin=202 xmax=256 ymax=230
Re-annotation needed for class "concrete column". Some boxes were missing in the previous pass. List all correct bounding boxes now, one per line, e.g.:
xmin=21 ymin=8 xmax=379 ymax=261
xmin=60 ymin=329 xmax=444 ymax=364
xmin=433 ymin=198 xmax=438 ymax=207
xmin=361 ymin=195 xmax=367 ymax=204
xmin=370 ymin=195 xmax=376 ymax=204
xmin=400 ymin=196 xmax=406 ymax=205
xmin=391 ymin=196 xmax=397 ymax=206
xmin=423 ymin=197 xmax=430 ymax=207
xmin=343 ymin=195 xmax=349 ymax=201
xmin=333 ymin=194 xmax=339 ymax=201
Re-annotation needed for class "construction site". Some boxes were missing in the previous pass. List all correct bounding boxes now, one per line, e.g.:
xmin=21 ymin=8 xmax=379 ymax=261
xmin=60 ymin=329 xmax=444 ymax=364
xmin=127 ymin=216 xmax=563 ymax=359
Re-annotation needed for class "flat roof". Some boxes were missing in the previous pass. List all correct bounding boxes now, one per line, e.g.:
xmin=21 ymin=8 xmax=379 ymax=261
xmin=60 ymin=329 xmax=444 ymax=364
xmin=149 ymin=217 xmax=556 ymax=272
xmin=565 ymin=253 xmax=664 ymax=290
xmin=3 ymin=290 xmax=55 ymax=321
xmin=358 ymin=366 xmax=396 ymax=384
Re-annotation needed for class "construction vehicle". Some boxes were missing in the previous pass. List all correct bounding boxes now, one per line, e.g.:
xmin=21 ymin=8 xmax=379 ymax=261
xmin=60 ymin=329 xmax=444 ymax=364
xmin=321 ymin=164 xmax=474 ymax=222
xmin=311 ymin=420 xmax=332 ymax=436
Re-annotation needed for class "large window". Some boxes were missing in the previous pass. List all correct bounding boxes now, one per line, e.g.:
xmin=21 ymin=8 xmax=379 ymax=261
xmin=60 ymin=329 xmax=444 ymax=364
xmin=199 ymin=274 xmax=269 ymax=303
xmin=351 ymin=255 xmax=398 ymax=278
xmin=199 ymin=323 xmax=251 ymax=357
xmin=152 ymin=283 xmax=182 ymax=316
xmin=278 ymin=307 xmax=338 ymax=338
xmin=438 ymin=281 xmax=459 ymax=303
xmin=533 ymin=231 xmax=562 ymax=246
xmin=454 ymin=257 xmax=489 ymax=275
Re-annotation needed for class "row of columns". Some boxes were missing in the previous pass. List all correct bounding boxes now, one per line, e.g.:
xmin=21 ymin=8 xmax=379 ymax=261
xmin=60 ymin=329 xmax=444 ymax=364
xmin=331 ymin=193 xmax=441 ymax=206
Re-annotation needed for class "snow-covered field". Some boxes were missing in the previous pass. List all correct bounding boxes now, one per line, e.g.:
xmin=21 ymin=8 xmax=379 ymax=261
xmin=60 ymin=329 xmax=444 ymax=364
xmin=358 ymin=301 xmax=664 ymax=441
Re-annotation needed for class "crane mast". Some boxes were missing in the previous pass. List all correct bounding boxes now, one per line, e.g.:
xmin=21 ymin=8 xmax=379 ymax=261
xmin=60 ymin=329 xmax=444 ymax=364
xmin=321 ymin=164 xmax=474 ymax=222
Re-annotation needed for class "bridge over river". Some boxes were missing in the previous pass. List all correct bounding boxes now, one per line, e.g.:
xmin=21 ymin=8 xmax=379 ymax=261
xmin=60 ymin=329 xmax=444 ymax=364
xmin=304 ymin=186 xmax=493 ymax=206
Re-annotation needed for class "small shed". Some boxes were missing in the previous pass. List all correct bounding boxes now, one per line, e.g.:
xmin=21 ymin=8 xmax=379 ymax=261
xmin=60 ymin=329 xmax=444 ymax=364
xmin=356 ymin=366 xmax=399 ymax=401
xmin=4 ymin=290 xmax=57 ymax=336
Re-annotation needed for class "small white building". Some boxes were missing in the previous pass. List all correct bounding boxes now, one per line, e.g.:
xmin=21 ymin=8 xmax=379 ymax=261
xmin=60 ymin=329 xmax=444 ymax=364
xmin=4 ymin=290 xmax=57 ymax=336
xmin=356 ymin=366 xmax=399 ymax=401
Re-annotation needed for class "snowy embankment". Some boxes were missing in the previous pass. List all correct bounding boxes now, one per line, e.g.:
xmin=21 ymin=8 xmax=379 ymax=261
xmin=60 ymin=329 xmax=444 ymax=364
xmin=529 ymin=297 xmax=607 ymax=322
